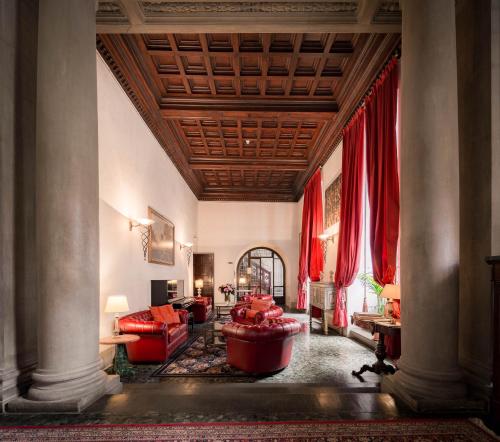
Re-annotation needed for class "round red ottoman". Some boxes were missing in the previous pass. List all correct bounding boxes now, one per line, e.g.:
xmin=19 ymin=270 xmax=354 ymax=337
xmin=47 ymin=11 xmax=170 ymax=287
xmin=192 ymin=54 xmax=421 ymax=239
xmin=222 ymin=318 xmax=301 ymax=374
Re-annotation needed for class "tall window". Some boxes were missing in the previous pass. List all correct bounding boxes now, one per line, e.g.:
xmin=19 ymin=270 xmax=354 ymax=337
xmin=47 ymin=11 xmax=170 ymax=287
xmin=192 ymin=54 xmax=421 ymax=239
xmin=236 ymin=247 xmax=285 ymax=305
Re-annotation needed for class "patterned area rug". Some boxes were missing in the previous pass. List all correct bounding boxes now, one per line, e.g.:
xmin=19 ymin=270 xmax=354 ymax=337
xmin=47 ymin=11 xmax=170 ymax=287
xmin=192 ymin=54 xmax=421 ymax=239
xmin=0 ymin=419 xmax=496 ymax=441
xmin=152 ymin=336 xmax=261 ymax=379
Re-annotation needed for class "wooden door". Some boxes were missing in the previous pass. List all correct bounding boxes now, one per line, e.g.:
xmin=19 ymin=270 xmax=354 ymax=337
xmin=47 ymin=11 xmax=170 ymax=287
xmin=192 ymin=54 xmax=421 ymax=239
xmin=193 ymin=253 xmax=214 ymax=304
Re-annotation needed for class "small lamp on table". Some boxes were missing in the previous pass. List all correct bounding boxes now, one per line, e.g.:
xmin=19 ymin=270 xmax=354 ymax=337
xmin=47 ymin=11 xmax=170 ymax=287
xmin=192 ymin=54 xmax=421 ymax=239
xmin=104 ymin=295 xmax=130 ymax=336
xmin=380 ymin=284 xmax=401 ymax=323
xmin=195 ymin=279 xmax=204 ymax=297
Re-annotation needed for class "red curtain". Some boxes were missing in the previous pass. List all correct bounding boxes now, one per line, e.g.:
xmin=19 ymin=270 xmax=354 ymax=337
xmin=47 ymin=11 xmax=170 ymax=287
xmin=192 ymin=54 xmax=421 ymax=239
xmin=333 ymin=109 xmax=365 ymax=327
xmin=365 ymin=58 xmax=400 ymax=285
xmin=297 ymin=169 xmax=324 ymax=309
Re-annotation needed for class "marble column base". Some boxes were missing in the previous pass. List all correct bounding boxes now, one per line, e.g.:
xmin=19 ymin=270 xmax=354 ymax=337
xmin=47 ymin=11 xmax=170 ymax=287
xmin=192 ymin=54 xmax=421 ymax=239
xmin=382 ymin=374 xmax=486 ymax=413
xmin=7 ymin=373 xmax=119 ymax=413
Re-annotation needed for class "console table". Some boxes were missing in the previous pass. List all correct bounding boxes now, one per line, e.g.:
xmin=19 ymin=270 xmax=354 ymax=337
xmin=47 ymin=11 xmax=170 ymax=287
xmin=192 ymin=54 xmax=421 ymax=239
xmin=309 ymin=281 xmax=337 ymax=335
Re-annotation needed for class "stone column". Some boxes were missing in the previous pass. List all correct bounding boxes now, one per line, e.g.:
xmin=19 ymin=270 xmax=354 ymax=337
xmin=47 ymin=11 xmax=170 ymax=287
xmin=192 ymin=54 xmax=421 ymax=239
xmin=10 ymin=0 xmax=109 ymax=412
xmin=382 ymin=0 xmax=468 ymax=410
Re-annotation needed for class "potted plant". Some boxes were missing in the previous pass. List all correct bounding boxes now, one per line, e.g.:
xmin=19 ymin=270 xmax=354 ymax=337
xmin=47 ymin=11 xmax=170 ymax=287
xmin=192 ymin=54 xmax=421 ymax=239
xmin=219 ymin=283 xmax=235 ymax=303
xmin=357 ymin=272 xmax=385 ymax=314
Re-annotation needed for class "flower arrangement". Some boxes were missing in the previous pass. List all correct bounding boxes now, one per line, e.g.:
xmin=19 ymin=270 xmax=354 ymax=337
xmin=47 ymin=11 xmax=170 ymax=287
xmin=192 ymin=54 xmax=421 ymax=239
xmin=219 ymin=283 xmax=235 ymax=302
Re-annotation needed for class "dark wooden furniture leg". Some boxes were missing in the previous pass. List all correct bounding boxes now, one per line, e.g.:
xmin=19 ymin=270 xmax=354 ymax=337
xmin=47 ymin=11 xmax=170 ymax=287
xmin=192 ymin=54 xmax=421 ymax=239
xmin=352 ymin=331 xmax=396 ymax=377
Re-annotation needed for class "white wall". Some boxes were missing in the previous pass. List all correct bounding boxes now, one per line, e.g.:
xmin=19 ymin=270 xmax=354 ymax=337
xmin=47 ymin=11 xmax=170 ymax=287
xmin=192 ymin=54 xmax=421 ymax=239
xmin=321 ymin=141 xmax=343 ymax=278
xmin=196 ymin=202 xmax=299 ymax=307
xmin=97 ymin=53 xmax=198 ymax=341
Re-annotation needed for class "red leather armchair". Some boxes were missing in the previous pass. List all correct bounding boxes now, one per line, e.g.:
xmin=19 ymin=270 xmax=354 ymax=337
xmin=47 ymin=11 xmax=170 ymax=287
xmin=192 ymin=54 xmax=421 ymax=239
xmin=118 ymin=309 xmax=189 ymax=363
xmin=230 ymin=304 xmax=283 ymax=325
xmin=222 ymin=317 xmax=301 ymax=374
xmin=191 ymin=296 xmax=213 ymax=323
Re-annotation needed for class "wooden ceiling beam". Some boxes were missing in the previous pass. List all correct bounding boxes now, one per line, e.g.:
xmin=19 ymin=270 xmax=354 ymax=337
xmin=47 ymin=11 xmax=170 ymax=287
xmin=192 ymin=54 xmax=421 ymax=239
xmin=159 ymin=97 xmax=338 ymax=114
xmin=189 ymin=159 xmax=308 ymax=171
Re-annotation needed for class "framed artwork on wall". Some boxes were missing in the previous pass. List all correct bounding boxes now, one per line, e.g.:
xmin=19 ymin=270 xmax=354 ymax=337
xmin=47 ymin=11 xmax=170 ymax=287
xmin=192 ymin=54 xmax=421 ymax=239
xmin=147 ymin=206 xmax=175 ymax=266
xmin=325 ymin=174 xmax=342 ymax=228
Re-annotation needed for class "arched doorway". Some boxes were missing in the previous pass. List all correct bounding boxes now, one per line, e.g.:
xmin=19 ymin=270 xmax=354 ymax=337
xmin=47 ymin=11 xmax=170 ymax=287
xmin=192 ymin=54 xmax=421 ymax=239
xmin=236 ymin=247 xmax=286 ymax=306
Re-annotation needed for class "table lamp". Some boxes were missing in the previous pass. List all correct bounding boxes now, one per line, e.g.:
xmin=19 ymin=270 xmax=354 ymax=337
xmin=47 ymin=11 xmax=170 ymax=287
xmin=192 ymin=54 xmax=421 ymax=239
xmin=380 ymin=284 xmax=401 ymax=320
xmin=194 ymin=279 xmax=204 ymax=297
xmin=104 ymin=295 xmax=130 ymax=336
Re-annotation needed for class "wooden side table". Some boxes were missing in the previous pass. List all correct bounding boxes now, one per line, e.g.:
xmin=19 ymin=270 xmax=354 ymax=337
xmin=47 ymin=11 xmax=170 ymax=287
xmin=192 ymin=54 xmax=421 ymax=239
xmin=100 ymin=334 xmax=139 ymax=377
xmin=352 ymin=320 xmax=401 ymax=378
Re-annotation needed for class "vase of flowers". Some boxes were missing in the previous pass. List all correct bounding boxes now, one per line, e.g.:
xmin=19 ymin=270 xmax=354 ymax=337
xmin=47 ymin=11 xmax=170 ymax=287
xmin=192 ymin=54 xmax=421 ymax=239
xmin=219 ymin=283 xmax=235 ymax=303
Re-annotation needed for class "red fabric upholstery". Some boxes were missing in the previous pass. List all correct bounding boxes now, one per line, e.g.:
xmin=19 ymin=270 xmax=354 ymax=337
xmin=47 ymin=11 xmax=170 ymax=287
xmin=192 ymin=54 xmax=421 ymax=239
xmin=222 ymin=318 xmax=301 ymax=373
xmin=191 ymin=296 xmax=213 ymax=323
xmin=230 ymin=304 xmax=283 ymax=325
xmin=118 ymin=309 xmax=189 ymax=363
xmin=334 ymin=109 xmax=365 ymax=328
xmin=297 ymin=168 xmax=324 ymax=309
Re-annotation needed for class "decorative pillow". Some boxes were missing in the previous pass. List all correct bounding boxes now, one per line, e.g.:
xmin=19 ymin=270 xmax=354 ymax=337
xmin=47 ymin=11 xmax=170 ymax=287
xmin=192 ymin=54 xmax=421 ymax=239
xmin=251 ymin=299 xmax=273 ymax=312
xmin=245 ymin=309 xmax=258 ymax=319
xmin=160 ymin=304 xmax=181 ymax=325
xmin=149 ymin=306 xmax=167 ymax=323
xmin=149 ymin=305 xmax=180 ymax=325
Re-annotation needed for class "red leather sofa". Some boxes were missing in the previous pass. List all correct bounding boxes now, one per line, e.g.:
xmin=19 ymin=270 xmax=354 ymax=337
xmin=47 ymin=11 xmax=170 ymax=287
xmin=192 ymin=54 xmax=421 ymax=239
xmin=118 ymin=309 xmax=189 ymax=363
xmin=222 ymin=317 xmax=301 ymax=373
xmin=191 ymin=296 xmax=213 ymax=323
xmin=230 ymin=303 xmax=283 ymax=324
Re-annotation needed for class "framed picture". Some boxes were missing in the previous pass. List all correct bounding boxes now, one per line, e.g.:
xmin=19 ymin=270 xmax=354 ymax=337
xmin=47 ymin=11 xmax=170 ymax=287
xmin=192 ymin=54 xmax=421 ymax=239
xmin=147 ymin=207 xmax=175 ymax=266
xmin=325 ymin=174 xmax=342 ymax=228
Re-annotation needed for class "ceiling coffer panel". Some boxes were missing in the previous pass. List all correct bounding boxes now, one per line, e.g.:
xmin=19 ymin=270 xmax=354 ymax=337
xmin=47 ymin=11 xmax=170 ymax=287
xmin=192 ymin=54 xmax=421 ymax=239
xmin=97 ymin=32 xmax=400 ymax=201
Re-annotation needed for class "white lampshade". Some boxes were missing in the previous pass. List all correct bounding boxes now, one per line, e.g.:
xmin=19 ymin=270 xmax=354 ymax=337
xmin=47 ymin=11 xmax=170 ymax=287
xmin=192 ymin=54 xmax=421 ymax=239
xmin=239 ymin=276 xmax=247 ymax=284
xmin=380 ymin=284 xmax=400 ymax=300
xmin=195 ymin=279 xmax=204 ymax=289
xmin=104 ymin=295 xmax=130 ymax=313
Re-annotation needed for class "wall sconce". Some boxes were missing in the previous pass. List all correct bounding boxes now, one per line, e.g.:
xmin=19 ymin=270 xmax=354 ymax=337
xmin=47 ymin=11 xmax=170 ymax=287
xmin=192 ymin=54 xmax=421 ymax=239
xmin=194 ymin=279 xmax=204 ymax=297
xmin=129 ymin=218 xmax=154 ymax=260
xmin=179 ymin=241 xmax=193 ymax=266
xmin=318 ymin=223 xmax=339 ymax=262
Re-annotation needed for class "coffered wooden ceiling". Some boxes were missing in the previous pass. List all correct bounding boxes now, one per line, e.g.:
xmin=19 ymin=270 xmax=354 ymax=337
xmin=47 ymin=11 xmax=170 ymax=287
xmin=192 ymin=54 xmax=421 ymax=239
xmin=97 ymin=32 xmax=400 ymax=200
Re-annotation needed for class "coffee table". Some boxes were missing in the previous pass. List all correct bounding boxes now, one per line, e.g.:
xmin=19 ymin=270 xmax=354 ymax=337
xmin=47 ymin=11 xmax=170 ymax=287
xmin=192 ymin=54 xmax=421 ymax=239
xmin=214 ymin=302 xmax=236 ymax=319
xmin=203 ymin=321 xmax=226 ymax=349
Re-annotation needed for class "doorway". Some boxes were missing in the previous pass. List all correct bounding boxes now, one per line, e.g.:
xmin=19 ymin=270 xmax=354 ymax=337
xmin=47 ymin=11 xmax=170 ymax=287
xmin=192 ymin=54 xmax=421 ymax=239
xmin=236 ymin=247 xmax=285 ymax=306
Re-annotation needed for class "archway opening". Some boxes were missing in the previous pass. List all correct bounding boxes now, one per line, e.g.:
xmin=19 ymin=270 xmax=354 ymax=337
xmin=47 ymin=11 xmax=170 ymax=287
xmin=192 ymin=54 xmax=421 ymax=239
xmin=236 ymin=247 xmax=285 ymax=306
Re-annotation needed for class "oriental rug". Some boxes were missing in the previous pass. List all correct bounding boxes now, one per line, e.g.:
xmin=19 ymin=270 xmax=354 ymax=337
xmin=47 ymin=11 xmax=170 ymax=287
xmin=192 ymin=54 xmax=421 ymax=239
xmin=151 ymin=336 xmax=257 ymax=379
xmin=0 ymin=419 xmax=496 ymax=441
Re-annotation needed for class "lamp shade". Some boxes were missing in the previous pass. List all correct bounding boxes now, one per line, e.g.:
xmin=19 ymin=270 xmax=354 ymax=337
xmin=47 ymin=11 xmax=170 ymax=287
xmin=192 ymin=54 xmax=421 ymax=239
xmin=104 ymin=295 xmax=130 ymax=313
xmin=239 ymin=276 xmax=247 ymax=284
xmin=195 ymin=279 xmax=204 ymax=289
xmin=380 ymin=284 xmax=400 ymax=300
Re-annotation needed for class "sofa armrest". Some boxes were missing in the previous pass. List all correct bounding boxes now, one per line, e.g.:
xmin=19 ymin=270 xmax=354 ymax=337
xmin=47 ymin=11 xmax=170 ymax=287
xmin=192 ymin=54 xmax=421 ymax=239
xmin=176 ymin=309 xmax=189 ymax=324
xmin=230 ymin=306 xmax=247 ymax=321
xmin=119 ymin=318 xmax=166 ymax=335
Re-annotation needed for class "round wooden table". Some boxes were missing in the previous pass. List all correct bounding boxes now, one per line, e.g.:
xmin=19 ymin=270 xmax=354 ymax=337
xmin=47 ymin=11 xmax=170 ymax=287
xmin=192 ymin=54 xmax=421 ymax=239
xmin=100 ymin=334 xmax=139 ymax=377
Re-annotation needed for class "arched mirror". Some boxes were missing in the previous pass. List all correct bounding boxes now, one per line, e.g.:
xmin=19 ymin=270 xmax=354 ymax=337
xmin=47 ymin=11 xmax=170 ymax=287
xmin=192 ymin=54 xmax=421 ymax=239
xmin=236 ymin=247 xmax=285 ymax=305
